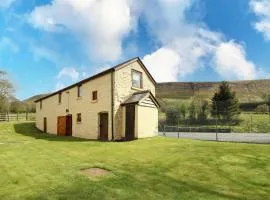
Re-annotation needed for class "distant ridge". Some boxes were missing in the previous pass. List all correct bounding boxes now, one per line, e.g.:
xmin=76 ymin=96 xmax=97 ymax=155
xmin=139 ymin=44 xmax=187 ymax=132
xmin=156 ymin=79 xmax=270 ymax=102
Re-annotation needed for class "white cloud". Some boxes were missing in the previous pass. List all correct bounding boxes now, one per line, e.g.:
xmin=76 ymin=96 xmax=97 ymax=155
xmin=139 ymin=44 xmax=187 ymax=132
xmin=31 ymin=45 xmax=60 ymax=64
xmin=250 ymin=0 xmax=270 ymax=40
xmin=0 ymin=0 xmax=15 ymax=8
xmin=143 ymin=48 xmax=180 ymax=82
xmin=212 ymin=41 xmax=258 ymax=80
xmin=55 ymin=81 xmax=65 ymax=91
xmin=57 ymin=67 xmax=79 ymax=82
xmin=28 ymin=0 xmax=134 ymax=61
xmin=55 ymin=67 xmax=80 ymax=91
xmin=28 ymin=0 xmax=262 ymax=81
xmin=141 ymin=0 xmax=261 ymax=81
xmin=0 ymin=37 xmax=19 ymax=53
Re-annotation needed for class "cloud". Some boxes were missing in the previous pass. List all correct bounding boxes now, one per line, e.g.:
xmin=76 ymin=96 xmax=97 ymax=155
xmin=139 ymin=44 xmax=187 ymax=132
xmin=28 ymin=0 xmax=262 ymax=82
xmin=31 ymin=45 xmax=60 ymax=64
xmin=143 ymin=48 xmax=180 ymax=82
xmin=141 ymin=0 xmax=261 ymax=81
xmin=0 ymin=37 xmax=19 ymax=53
xmin=55 ymin=67 xmax=80 ymax=91
xmin=28 ymin=0 xmax=135 ymax=61
xmin=0 ymin=0 xmax=15 ymax=8
xmin=212 ymin=41 xmax=258 ymax=80
xmin=250 ymin=0 xmax=270 ymax=40
xmin=57 ymin=67 xmax=79 ymax=82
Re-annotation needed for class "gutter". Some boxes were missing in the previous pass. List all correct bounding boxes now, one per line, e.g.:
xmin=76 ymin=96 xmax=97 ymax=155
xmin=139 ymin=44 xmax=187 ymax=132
xmin=111 ymin=71 xmax=115 ymax=141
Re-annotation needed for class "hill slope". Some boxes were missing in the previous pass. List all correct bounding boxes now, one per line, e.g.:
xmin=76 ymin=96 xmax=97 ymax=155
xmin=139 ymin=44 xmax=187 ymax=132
xmin=157 ymin=79 xmax=270 ymax=102
xmin=23 ymin=94 xmax=49 ymax=104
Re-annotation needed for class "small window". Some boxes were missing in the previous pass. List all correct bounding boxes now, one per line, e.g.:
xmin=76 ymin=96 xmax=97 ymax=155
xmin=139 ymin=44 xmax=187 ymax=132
xmin=58 ymin=93 xmax=62 ymax=104
xmin=77 ymin=113 xmax=82 ymax=123
xmin=77 ymin=85 xmax=82 ymax=98
xmin=40 ymin=101 xmax=42 ymax=110
xmin=132 ymin=70 xmax=143 ymax=89
xmin=92 ymin=91 xmax=97 ymax=101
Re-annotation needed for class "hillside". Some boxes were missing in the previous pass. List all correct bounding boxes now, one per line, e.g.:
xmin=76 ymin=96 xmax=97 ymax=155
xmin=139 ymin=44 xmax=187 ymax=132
xmin=157 ymin=79 xmax=270 ymax=103
xmin=22 ymin=79 xmax=270 ymax=109
xmin=23 ymin=94 xmax=49 ymax=104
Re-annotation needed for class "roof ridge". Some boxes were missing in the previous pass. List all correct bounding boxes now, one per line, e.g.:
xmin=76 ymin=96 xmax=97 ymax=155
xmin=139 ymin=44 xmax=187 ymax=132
xmin=35 ymin=57 xmax=139 ymax=102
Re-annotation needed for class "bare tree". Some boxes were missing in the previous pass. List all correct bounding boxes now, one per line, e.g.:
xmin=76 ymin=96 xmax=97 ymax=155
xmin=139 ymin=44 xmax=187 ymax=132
xmin=0 ymin=71 xmax=15 ymax=112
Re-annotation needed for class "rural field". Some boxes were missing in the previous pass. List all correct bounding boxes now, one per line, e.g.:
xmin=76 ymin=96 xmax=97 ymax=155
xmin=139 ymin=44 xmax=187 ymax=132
xmin=160 ymin=112 xmax=270 ymax=133
xmin=0 ymin=122 xmax=270 ymax=200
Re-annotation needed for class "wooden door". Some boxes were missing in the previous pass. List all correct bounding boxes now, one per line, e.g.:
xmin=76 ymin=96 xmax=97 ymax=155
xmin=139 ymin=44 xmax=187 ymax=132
xmin=99 ymin=113 xmax=108 ymax=141
xmin=57 ymin=116 xmax=66 ymax=136
xmin=125 ymin=104 xmax=135 ymax=140
xmin=43 ymin=117 xmax=47 ymax=133
xmin=66 ymin=115 xmax=72 ymax=136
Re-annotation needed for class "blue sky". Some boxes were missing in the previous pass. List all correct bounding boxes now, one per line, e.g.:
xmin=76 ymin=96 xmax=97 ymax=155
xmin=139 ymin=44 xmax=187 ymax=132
xmin=0 ymin=0 xmax=269 ymax=100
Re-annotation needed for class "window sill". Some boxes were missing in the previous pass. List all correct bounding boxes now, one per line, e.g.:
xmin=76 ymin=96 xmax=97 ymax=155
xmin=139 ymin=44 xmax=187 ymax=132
xmin=76 ymin=122 xmax=82 ymax=124
xmin=91 ymin=100 xmax=98 ymax=103
xmin=131 ymin=86 xmax=144 ymax=91
xmin=76 ymin=97 xmax=82 ymax=100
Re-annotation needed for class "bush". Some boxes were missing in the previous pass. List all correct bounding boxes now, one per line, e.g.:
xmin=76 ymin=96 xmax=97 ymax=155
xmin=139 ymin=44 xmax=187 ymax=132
xmin=256 ymin=104 xmax=269 ymax=114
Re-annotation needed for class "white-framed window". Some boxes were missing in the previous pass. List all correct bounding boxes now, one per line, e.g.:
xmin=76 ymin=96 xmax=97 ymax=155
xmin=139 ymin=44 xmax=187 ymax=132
xmin=132 ymin=69 xmax=143 ymax=89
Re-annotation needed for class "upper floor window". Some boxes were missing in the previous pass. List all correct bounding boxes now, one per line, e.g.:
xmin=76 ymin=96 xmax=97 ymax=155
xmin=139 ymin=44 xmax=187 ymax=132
xmin=77 ymin=85 xmax=82 ymax=98
xmin=132 ymin=69 xmax=143 ymax=89
xmin=92 ymin=91 xmax=98 ymax=101
xmin=40 ymin=101 xmax=42 ymax=110
xmin=77 ymin=113 xmax=82 ymax=123
xmin=58 ymin=93 xmax=62 ymax=104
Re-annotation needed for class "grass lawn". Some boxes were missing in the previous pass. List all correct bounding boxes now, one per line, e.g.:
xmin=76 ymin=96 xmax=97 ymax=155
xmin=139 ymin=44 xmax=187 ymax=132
xmin=0 ymin=122 xmax=270 ymax=200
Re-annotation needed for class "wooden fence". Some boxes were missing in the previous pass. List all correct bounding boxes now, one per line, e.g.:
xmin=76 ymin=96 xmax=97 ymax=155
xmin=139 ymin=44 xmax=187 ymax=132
xmin=0 ymin=113 xmax=35 ymax=122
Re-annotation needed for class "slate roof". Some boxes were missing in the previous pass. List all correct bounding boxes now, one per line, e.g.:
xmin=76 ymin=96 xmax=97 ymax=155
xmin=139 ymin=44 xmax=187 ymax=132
xmin=121 ymin=90 xmax=160 ymax=107
xmin=35 ymin=57 xmax=156 ymax=102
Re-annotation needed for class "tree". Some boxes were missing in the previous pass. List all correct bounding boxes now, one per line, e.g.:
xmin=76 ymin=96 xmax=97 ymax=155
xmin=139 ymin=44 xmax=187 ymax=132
xmin=10 ymin=100 xmax=26 ymax=113
xmin=166 ymin=105 xmax=181 ymax=125
xmin=211 ymin=81 xmax=240 ymax=121
xmin=188 ymin=99 xmax=197 ymax=121
xmin=0 ymin=71 xmax=14 ymax=112
xmin=198 ymin=100 xmax=209 ymax=121
xmin=180 ymin=104 xmax=187 ymax=120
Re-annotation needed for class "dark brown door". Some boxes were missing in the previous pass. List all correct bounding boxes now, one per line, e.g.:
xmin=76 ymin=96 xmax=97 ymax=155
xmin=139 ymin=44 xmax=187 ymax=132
xmin=43 ymin=117 xmax=47 ymax=133
xmin=57 ymin=116 xmax=66 ymax=136
xmin=99 ymin=113 xmax=108 ymax=141
xmin=125 ymin=104 xmax=135 ymax=140
xmin=66 ymin=115 xmax=72 ymax=136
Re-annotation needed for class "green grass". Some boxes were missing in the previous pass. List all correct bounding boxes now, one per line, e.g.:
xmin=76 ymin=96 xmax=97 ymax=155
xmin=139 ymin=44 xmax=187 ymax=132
xmin=0 ymin=122 xmax=270 ymax=200
xmin=161 ymin=112 xmax=270 ymax=133
xmin=233 ymin=113 xmax=270 ymax=133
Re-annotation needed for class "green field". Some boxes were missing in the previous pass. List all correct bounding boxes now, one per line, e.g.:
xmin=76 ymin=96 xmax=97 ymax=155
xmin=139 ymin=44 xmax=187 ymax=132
xmin=159 ymin=108 xmax=270 ymax=133
xmin=0 ymin=122 xmax=270 ymax=199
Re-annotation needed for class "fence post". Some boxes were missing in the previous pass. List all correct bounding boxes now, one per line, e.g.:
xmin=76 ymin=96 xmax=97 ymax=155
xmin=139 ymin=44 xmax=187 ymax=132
xmin=26 ymin=112 xmax=28 ymax=121
xmin=17 ymin=113 xmax=19 ymax=121
xmin=7 ymin=112 xmax=9 ymax=122
xmin=250 ymin=114 xmax=253 ymax=133
xmin=163 ymin=125 xmax=166 ymax=136
xmin=177 ymin=124 xmax=179 ymax=139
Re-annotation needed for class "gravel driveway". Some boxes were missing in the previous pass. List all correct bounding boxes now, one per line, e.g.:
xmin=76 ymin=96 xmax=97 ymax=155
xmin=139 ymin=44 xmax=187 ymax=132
xmin=159 ymin=132 xmax=270 ymax=144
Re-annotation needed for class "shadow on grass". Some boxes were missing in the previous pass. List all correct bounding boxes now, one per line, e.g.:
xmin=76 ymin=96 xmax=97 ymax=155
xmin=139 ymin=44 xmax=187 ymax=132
xmin=14 ymin=122 xmax=90 ymax=142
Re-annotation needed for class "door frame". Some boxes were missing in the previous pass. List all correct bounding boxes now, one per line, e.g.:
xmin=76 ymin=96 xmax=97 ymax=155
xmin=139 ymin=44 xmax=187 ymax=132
xmin=98 ymin=112 xmax=109 ymax=141
xmin=66 ymin=114 xmax=72 ymax=136
xmin=125 ymin=104 xmax=136 ymax=140
xmin=43 ymin=117 xmax=47 ymax=133
xmin=57 ymin=115 xmax=72 ymax=136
